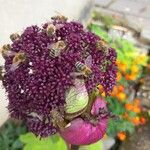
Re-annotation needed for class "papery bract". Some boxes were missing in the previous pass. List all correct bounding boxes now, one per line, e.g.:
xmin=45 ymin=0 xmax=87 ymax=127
xmin=60 ymin=97 xmax=108 ymax=145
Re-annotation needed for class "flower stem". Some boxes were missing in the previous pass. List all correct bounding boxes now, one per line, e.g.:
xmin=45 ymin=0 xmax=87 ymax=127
xmin=84 ymin=90 xmax=98 ymax=114
xmin=70 ymin=145 xmax=80 ymax=150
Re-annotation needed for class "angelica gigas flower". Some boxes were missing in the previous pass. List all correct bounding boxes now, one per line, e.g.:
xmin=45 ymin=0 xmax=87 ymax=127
xmin=1 ymin=16 xmax=117 ymax=140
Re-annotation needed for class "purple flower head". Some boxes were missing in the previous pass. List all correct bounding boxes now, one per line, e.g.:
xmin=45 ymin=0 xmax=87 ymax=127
xmin=2 ymin=16 xmax=117 ymax=138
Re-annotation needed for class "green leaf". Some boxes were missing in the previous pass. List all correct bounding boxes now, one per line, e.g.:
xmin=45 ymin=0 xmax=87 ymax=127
xmin=119 ymin=121 xmax=135 ymax=134
xmin=106 ymin=119 xmax=118 ymax=136
xmin=20 ymin=133 xmax=67 ymax=150
xmin=107 ymin=118 xmax=135 ymax=136
xmin=51 ymin=134 xmax=59 ymax=143
xmin=128 ymin=111 xmax=136 ymax=118
xmin=20 ymin=133 xmax=40 ymax=144
xmin=79 ymin=140 xmax=103 ymax=150
xmin=106 ymin=98 xmax=125 ymax=115
xmin=12 ymin=139 xmax=24 ymax=149
xmin=89 ymin=24 xmax=111 ymax=42
xmin=23 ymin=144 xmax=50 ymax=150
xmin=0 ymin=120 xmax=27 ymax=150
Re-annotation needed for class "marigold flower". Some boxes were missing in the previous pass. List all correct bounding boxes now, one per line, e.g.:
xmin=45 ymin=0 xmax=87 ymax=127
xmin=125 ymin=103 xmax=133 ymax=111
xmin=134 ymin=99 xmax=141 ymax=106
xmin=132 ymin=107 xmax=141 ymax=113
xmin=132 ymin=116 xmax=140 ymax=125
xmin=140 ymin=117 xmax=146 ymax=125
xmin=116 ymin=72 xmax=122 ymax=81
xmin=110 ymin=86 xmax=118 ymax=96
xmin=118 ymin=85 xmax=125 ymax=92
xmin=116 ymin=93 xmax=126 ymax=101
xmin=131 ymin=65 xmax=139 ymax=73
xmin=117 ymin=132 xmax=126 ymax=141
xmin=126 ymin=73 xmax=137 ymax=81
xmin=119 ymin=63 xmax=127 ymax=73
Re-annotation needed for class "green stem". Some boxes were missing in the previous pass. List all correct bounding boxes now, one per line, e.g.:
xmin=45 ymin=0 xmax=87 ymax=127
xmin=71 ymin=145 xmax=80 ymax=150
xmin=84 ymin=90 xmax=98 ymax=114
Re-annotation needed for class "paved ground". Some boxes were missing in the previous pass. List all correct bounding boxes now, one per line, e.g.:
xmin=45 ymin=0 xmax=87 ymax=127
xmin=119 ymin=121 xmax=150 ymax=150
xmin=95 ymin=0 xmax=150 ymax=29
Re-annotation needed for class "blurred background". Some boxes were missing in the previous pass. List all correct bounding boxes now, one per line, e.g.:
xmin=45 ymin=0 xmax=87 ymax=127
xmin=0 ymin=0 xmax=149 ymax=150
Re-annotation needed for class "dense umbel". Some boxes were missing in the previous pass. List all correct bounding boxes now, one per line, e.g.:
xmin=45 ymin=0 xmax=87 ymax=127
xmin=1 ymin=16 xmax=117 ymax=137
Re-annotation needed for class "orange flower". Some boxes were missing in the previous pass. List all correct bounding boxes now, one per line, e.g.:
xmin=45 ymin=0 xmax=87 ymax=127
xmin=131 ymin=65 xmax=139 ymax=73
xmin=140 ymin=117 xmax=146 ymax=125
xmin=129 ymin=74 xmax=137 ymax=80
xmin=134 ymin=99 xmax=141 ymax=106
xmin=132 ymin=106 xmax=141 ymax=113
xmin=101 ymin=92 xmax=106 ymax=97
xmin=119 ymin=63 xmax=127 ymax=73
xmin=125 ymin=74 xmax=137 ymax=81
xmin=116 ymin=93 xmax=126 ymax=101
xmin=118 ymin=85 xmax=125 ymax=92
xmin=116 ymin=72 xmax=122 ymax=81
xmin=125 ymin=103 xmax=133 ymax=111
xmin=117 ymin=132 xmax=126 ymax=141
xmin=132 ymin=116 xmax=140 ymax=126
xmin=97 ymin=85 xmax=104 ymax=94
xmin=125 ymin=74 xmax=130 ymax=80
xmin=111 ymin=86 xmax=118 ymax=96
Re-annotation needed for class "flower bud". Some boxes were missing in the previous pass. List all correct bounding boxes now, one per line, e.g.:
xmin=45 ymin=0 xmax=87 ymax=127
xmin=60 ymin=97 xmax=108 ymax=145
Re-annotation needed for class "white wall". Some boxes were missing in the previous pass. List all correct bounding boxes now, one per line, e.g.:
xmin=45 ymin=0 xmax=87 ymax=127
xmin=0 ymin=0 xmax=94 ymax=126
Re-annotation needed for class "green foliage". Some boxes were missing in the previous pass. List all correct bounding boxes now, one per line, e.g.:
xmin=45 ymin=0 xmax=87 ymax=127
xmin=106 ymin=118 xmax=135 ymax=137
xmin=0 ymin=120 xmax=27 ymax=150
xmin=106 ymin=97 xmax=125 ymax=115
xmin=88 ymin=23 xmax=111 ymax=43
xmin=119 ymin=76 xmax=128 ymax=86
xmin=20 ymin=133 xmax=67 ymax=150
xmin=88 ymin=23 xmax=141 ymax=65
xmin=128 ymin=111 xmax=137 ymax=118
xmin=112 ymin=38 xmax=139 ymax=66
xmin=106 ymin=97 xmax=135 ymax=137
xmin=20 ymin=132 xmax=103 ymax=150
xmin=79 ymin=140 xmax=102 ymax=150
